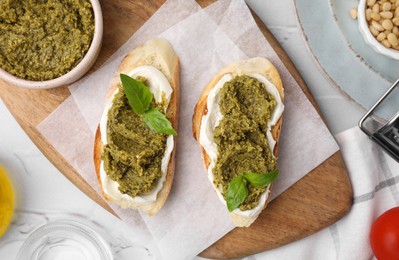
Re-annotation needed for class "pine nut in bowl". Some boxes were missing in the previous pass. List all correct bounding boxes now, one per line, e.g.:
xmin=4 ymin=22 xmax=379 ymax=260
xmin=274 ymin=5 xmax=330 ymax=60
xmin=0 ymin=0 xmax=103 ymax=89
xmin=357 ymin=0 xmax=399 ymax=60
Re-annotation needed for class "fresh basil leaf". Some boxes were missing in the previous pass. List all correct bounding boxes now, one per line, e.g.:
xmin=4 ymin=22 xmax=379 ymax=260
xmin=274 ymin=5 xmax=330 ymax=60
xmin=143 ymin=108 xmax=177 ymax=136
xmin=243 ymin=169 xmax=279 ymax=187
xmin=120 ymin=74 xmax=153 ymax=114
xmin=226 ymin=175 xmax=248 ymax=212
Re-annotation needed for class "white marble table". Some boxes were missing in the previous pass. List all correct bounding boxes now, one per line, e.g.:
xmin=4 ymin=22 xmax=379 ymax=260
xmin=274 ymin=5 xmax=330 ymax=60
xmin=0 ymin=1 xmax=366 ymax=259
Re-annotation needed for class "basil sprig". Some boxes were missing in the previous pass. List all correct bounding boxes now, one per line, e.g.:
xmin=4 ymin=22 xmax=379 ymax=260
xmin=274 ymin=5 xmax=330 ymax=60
xmin=226 ymin=175 xmax=249 ymax=212
xmin=226 ymin=169 xmax=279 ymax=212
xmin=120 ymin=74 xmax=176 ymax=136
xmin=143 ymin=108 xmax=177 ymax=136
xmin=120 ymin=74 xmax=153 ymax=114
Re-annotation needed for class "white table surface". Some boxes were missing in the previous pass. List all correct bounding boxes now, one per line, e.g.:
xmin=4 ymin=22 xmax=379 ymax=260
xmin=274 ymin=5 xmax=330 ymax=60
xmin=0 ymin=1 xmax=367 ymax=259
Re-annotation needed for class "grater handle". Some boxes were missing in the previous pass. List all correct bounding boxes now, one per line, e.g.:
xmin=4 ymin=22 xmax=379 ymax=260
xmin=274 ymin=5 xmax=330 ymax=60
xmin=372 ymin=112 xmax=399 ymax=162
xmin=359 ymin=78 xmax=399 ymax=138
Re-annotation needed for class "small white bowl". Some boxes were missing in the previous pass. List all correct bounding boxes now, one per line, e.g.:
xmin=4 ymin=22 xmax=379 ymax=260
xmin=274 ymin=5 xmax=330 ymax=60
xmin=0 ymin=0 xmax=103 ymax=89
xmin=358 ymin=0 xmax=399 ymax=60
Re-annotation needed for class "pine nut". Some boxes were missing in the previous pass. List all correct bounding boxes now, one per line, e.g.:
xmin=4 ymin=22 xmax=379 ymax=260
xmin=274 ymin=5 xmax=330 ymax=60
xmin=350 ymin=8 xmax=358 ymax=19
xmin=393 ymin=26 xmax=399 ymax=35
xmin=370 ymin=24 xmax=381 ymax=35
xmin=380 ymin=11 xmax=394 ymax=18
xmin=382 ymin=39 xmax=392 ymax=47
xmin=384 ymin=29 xmax=392 ymax=35
xmin=383 ymin=2 xmax=392 ymax=10
xmin=372 ymin=20 xmax=385 ymax=30
xmin=382 ymin=19 xmax=394 ymax=29
xmin=373 ymin=3 xmax=380 ymax=13
xmin=368 ymin=0 xmax=377 ymax=6
xmin=366 ymin=8 xmax=373 ymax=21
xmin=371 ymin=12 xmax=381 ymax=20
xmin=393 ymin=17 xmax=399 ymax=25
xmin=395 ymin=6 xmax=399 ymax=16
xmin=388 ymin=32 xmax=399 ymax=45
xmin=377 ymin=32 xmax=387 ymax=41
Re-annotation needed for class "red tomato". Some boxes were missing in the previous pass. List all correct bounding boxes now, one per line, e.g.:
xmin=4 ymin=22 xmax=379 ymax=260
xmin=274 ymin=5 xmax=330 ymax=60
xmin=370 ymin=207 xmax=399 ymax=260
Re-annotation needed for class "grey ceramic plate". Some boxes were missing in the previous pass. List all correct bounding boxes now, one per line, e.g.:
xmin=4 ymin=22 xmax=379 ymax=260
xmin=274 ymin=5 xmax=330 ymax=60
xmin=295 ymin=0 xmax=399 ymax=120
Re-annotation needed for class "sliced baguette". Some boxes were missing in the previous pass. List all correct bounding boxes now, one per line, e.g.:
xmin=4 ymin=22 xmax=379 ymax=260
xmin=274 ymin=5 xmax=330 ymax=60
xmin=94 ymin=38 xmax=180 ymax=216
xmin=192 ymin=57 xmax=284 ymax=227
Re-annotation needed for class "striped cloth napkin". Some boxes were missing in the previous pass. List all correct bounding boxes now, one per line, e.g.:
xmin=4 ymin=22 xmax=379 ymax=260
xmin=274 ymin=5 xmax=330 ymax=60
xmin=246 ymin=126 xmax=399 ymax=260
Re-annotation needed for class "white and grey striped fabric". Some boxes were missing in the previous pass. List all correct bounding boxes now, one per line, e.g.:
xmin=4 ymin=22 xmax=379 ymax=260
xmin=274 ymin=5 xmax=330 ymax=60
xmin=244 ymin=126 xmax=399 ymax=260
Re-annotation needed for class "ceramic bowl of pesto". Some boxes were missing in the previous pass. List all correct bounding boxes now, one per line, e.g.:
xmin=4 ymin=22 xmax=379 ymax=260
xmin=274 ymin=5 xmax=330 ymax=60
xmin=0 ymin=0 xmax=103 ymax=89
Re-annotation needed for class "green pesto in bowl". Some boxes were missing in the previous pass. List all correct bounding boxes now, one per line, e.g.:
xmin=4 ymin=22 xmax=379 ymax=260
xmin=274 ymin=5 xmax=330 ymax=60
xmin=0 ymin=0 xmax=95 ymax=81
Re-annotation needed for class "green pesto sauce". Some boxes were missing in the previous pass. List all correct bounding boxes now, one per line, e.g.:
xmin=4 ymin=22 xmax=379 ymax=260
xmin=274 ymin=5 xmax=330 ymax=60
xmin=213 ymin=75 xmax=277 ymax=211
xmin=102 ymin=78 xmax=168 ymax=198
xmin=0 ymin=0 xmax=94 ymax=81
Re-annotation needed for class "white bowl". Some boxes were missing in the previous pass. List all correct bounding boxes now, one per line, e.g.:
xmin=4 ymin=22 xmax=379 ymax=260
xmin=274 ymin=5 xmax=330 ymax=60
xmin=0 ymin=0 xmax=103 ymax=89
xmin=358 ymin=0 xmax=399 ymax=60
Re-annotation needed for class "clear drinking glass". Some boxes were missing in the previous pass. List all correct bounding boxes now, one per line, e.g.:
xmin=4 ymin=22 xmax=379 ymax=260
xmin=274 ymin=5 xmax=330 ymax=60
xmin=16 ymin=221 xmax=113 ymax=260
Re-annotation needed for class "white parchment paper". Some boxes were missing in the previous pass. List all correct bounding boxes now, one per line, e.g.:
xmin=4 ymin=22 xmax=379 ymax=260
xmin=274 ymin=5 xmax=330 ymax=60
xmin=37 ymin=0 xmax=339 ymax=259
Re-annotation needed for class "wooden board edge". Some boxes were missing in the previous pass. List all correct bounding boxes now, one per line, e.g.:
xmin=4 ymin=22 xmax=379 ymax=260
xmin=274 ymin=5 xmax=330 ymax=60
xmin=0 ymin=100 xmax=117 ymax=216
xmin=200 ymin=151 xmax=353 ymax=259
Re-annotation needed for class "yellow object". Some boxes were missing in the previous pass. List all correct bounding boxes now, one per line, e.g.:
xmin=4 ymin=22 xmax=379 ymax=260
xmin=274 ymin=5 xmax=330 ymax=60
xmin=0 ymin=164 xmax=14 ymax=237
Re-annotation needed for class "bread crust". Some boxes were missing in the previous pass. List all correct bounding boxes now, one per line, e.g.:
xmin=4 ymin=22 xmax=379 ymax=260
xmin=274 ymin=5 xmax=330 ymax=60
xmin=192 ymin=57 xmax=284 ymax=227
xmin=93 ymin=38 xmax=180 ymax=216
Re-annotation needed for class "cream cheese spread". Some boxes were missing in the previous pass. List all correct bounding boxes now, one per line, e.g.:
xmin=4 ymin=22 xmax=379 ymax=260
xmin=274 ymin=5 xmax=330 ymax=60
xmin=199 ymin=73 xmax=284 ymax=217
xmin=99 ymin=66 xmax=174 ymax=205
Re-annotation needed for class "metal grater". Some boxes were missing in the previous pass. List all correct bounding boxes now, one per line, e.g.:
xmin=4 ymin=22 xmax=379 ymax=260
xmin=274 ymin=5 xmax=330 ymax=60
xmin=359 ymin=79 xmax=399 ymax=163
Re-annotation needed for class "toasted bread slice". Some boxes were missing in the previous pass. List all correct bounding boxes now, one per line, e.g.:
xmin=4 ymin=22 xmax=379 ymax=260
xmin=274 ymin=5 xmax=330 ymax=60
xmin=94 ymin=38 xmax=180 ymax=216
xmin=192 ymin=57 xmax=284 ymax=227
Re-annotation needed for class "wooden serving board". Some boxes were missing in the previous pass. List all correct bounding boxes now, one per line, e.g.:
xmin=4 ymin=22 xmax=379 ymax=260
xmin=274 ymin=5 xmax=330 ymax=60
xmin=0 ymin=0 xmax=353 ymax=258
